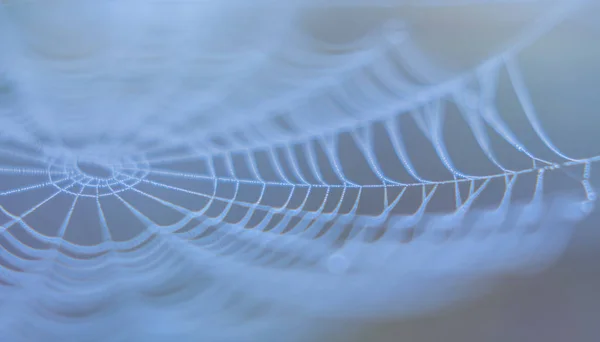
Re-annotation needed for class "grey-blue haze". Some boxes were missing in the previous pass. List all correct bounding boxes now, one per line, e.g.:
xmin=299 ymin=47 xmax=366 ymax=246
xmin=0 ymin=1 xmax=598 ymax=341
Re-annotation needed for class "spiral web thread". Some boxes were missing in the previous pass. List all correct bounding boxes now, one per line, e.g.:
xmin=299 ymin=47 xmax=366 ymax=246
xmin=0 ymin=1 xmax=598 ymax=341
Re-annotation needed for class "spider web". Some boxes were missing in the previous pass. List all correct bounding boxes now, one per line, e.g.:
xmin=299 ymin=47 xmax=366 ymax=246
xmin=0 ymin=0 xmax=598 ymax=341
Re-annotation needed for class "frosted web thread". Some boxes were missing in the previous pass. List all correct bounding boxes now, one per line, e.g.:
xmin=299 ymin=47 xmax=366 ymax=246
xmin=0 ymin=1 xmax=597 ymax=341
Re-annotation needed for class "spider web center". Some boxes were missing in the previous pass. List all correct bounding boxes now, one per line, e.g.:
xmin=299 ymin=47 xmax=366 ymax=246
xmin=76 ymin=160 xmax=114 ymax=179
